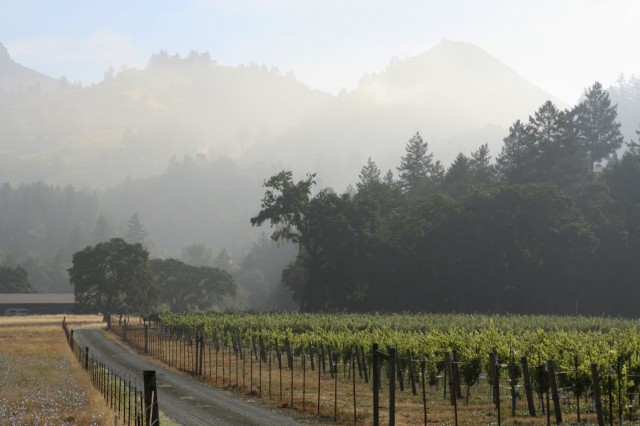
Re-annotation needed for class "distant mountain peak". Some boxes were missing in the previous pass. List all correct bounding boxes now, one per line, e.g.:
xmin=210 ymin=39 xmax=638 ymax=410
xmin=0 ymin=42 xmax=60 ymax=94
xmin=0 ymin=42 xmax=11 ymax=62
xmin=357 ymin=39 xmax=566 ymax=111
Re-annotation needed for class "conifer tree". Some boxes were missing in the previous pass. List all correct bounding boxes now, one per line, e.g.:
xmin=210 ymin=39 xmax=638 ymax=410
xmin=357 ymin=157 xmax=381 ymax=191
xmin=574 ymin=82 xmax=624 ymax=171
xmin=125 ymin=213 xmax=148 ymax=244
xmin=397 ymin=132 xmax=434 ymax=194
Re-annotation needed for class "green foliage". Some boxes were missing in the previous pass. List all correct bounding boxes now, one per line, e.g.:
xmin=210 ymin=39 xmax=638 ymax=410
xmin=150 ymin=258 xmax=235 ymax=312
xmin=181 ymin=243 xmax=214 ymax=267
xmin=250 ymin=171 xmax=316 ymax=245
xmin=0 ymin=265 xmax=34 ymax=293
xmin=0 ymin=182 xmax=99 ymax=292
xmin=158 ymin=311 xmax=640 ymax=399
xmin=574 ymin=81 xmax=624 ymax=171
xmin=497 ymin=101 xmax=590 ymax=191
xmin=250 ymin=85 xmax=637 ymax=314
xmin=397 ymin=132 xmax=436 ymax=195
xmin=235 ymin=234 xmax=297 ymax=310
xmin=356 ymin=157 xmax=381 ymax=191
xmin=68 ymin=238 xmax=157 ymax=319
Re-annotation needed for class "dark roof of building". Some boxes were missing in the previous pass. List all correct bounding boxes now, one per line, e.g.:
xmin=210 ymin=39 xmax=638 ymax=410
xmin=0 ymin=293 xmax=75 ymax=304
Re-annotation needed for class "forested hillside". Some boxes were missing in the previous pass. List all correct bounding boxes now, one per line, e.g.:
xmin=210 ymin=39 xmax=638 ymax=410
xmin=3 ymin=40 xmax=640 ymax=314
xmin=252 ymin=83 xmax=640 ymax=315
xmin=0 ymin=158 xmax=296 ymax=309
xmin=1 ymin=40 xmax=561 ymax=191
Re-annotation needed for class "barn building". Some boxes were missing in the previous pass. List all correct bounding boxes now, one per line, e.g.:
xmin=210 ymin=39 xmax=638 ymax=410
xmin=0 ymin=293 xmax=75 ymax=315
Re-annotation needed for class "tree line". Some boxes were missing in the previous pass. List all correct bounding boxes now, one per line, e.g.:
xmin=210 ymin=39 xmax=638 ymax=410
xmin=0 ymin=160 xmax=296 ymax=309
xmin=68 ymin=238 xmax=236 ymax=320
xmin=252 ymin=82 xmax=640 ymax=315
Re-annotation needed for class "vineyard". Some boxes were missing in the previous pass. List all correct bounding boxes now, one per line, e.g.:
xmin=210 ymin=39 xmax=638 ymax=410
xmin=111 ymin=312 xmax=640 ymax=425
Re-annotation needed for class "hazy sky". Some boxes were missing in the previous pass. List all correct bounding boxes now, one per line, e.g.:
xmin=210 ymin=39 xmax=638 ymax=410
xmin=2 ymin=0 xmax=639 ymax=104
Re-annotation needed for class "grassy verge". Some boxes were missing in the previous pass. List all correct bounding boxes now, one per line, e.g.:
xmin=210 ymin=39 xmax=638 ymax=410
xmin=0 ymin=314 xmax=114 ymax=425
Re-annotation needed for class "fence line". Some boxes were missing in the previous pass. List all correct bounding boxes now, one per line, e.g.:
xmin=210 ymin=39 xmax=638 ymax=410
xmin=62 ymin=318 xmax=157 ymax=426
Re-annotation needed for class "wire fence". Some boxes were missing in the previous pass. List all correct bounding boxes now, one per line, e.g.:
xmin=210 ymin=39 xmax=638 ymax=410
xmin=63 ymin=318 xmax=156 ymax=426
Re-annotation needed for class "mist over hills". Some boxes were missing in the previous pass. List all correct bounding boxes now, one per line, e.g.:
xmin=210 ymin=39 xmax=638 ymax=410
xmin=249 ymin=40 xmax=567 ymax=189
xmin=3 ymin=39 xmax=640 ymax=308
xmin=1 ymin=39 xmax=564 ymax=190
xmin=0 ymin=42 xmax=61 ymax=94
xmin=0 ymin=38 xmax=577 ymax=265
xmin=0 ymin=48 xmax=331 ymax=188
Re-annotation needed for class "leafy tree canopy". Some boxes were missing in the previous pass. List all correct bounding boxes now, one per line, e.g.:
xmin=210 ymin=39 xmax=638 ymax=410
xmin=68 ymin=238 xmax=157 ymax=321
xmin=181 ymin=243 xmax=214 ymax=267
xmin=150 ymin=258 xmax=235 ymax=312
xmin=0 ymin=265 xmax=34 ymax=293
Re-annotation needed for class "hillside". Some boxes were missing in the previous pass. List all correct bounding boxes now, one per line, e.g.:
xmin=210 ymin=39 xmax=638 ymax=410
xmin=0 ymin=49 xmax=331 ymax=187
xmin=0 ymin=40 xmax=570 ymax=190
xmin=0 ymin=43 xmax=61 ymax=94
xmin=245 ymin=40 xmax=567 ymax=189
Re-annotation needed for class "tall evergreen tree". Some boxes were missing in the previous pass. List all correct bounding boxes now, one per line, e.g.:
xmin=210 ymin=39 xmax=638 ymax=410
xmin=431 ymin=160 xmax=445 ymax=188
xmin=498 ymin=102 xmax=588 ymax=190
xmin=397 ymin=132 xmax=434 ymax=195
xmin=91 ymin=215 xmax=113 ymax=243
xmin=443 ymin=153 xmax=473 ymax=200
xmin=529 ymin=101 xmax=564 ymax=153
xmin=357 ymin=157 xmax=381 ymax=191
xmin=573 ymin=82 xmax=624 ymax=171
xmin=383 ymin=170 xmax=395 ymax=186
xmin=469 ymin=143 xmax=496 ymax=185
xmin=496 ymin=120 xmax=534 ymax=183
xmin=529 ymin=102 xmax=588 ymax=190
xmin=125 ymin=213 xmax=148 ymax=244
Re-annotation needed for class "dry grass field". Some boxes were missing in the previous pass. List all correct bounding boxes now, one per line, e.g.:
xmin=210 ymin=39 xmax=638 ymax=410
xmin=0 ymin=314 xmax=114 ymax=425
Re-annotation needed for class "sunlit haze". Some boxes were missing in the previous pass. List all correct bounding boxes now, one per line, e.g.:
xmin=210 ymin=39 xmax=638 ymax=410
xmin=2 ymin=0 xmax=639 ymax=104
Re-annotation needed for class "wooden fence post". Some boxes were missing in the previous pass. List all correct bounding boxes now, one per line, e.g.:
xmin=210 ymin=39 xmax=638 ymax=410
xmin=372 ymin=343 xmax=379 ymax=426
xmin=421 ymin=356 xmax=427 ymax=426
xmin=489 ymin=352 xmax=497 ymax=405
xmin=144 ymin=324 xmax=148 ymax=355
xmin=546 ymin=360 xmax=562 ymax=424
xmin=389 ymin=347 xmax=396 ymax=426
xmin=143 ymin=370 xmax=159 ymax=426
xmin=407 ymin=349 xmax=417 ymax=396
xmin=361 ymin=346 xmax=369 ymax=383
xmin=591 ymin=363 xmax=605 ymax=426
xmin=495 ymin=361 xmax=501 ymax=426
xmin=521 ymin=356 xmax=536 ymax=417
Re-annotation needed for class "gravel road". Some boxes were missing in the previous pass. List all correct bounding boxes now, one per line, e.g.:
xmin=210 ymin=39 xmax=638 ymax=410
xmin=74 ymin=329 xmax=311 ymax=426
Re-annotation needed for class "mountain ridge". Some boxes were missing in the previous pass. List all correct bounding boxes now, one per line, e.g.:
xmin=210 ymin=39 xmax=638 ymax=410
xmin=0 ymin=42 xmax=61 ymax=94
xmin=242 ymin=39 xmax=567 ymax=189
xmin=0 ymin=40 xmax=569 ymax=190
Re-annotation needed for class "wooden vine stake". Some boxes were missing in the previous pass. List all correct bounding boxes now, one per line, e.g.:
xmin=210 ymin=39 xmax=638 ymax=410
xmin=591 ymin=363 xmax=605 ymax=426
xmin=521 ymin=356 xmax=536 ymax=417
xmin=546 ymin=360 xmax=562 ymax=424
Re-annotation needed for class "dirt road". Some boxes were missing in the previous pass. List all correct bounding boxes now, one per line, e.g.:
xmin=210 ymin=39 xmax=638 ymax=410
xmin=75 ymin=329 xmax=309 ymax=426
